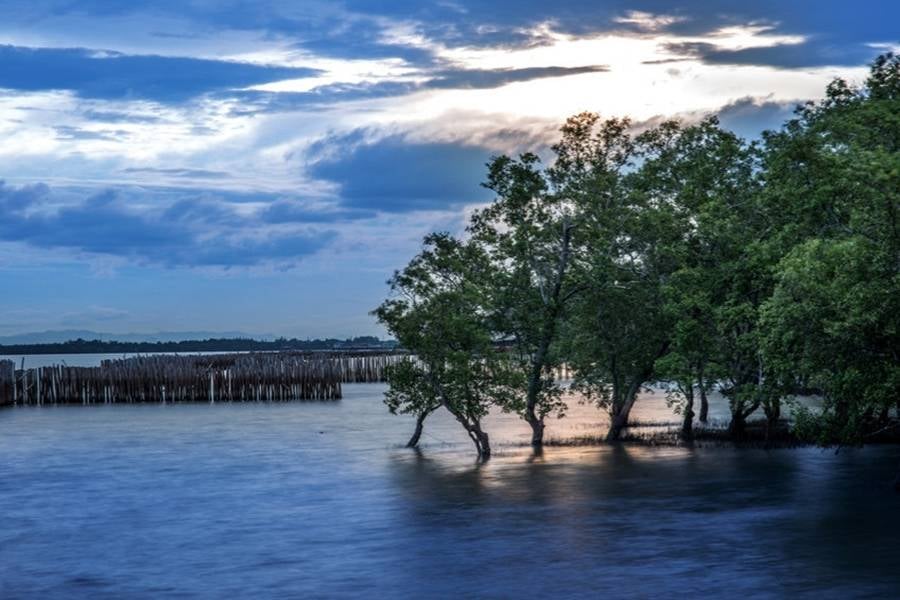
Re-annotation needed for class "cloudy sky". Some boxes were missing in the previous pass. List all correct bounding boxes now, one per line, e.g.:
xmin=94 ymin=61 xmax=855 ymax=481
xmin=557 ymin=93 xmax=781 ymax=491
xmin=0 ymin=1 xmax=896 ymax=338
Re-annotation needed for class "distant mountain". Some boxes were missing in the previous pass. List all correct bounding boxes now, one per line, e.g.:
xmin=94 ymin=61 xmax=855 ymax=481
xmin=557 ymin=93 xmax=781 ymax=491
xmin=0 ymin=330 xmax=274 ymax=345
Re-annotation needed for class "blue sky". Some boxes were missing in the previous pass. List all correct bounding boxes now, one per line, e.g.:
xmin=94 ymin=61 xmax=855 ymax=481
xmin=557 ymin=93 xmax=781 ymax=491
xmin=0 ymin=1 xmax=896 ymax=338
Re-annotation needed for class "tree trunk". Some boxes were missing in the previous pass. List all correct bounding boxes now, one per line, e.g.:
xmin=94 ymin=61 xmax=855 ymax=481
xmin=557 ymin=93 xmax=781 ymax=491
xmin=763 ymin=402 xmax=780 ymax=442
xmin=835 ymin=397 xmax=850 ymax=424
xmin=681 ymin=388 xmax=695 ymax=441
xmin=526 ymin=413 xmax=545 ymax=447
xmin=605 ymin=350 xmax=667 ymax=442
xmin=524 ymin=219 xmax=573 ymax=449
xmin=406 ymin=412 xmax=427 ymax=448
xmin=728 ymin=393 xmax=760 ymax=440
xmin=606 ymin=386 xmax=639 ymax=441
xmin=525 ymin=323 xmax=554 ymax=448
xmin=434 ymin=377 xmax=491 ymax=460
xmin=467 ymin=420 xmax=491 ymax=460
xmin=525 ymin=339 xmax=551 ymax=448
xmin=698 ymin=375 xmax=709 ymax=423
xmin=729 ymin=411 xmax=746 ymax=439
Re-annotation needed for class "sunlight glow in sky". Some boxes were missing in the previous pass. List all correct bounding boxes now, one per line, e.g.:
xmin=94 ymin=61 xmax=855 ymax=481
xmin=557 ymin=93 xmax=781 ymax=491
xmin=0 ymin=1 xmax=896 ymax=339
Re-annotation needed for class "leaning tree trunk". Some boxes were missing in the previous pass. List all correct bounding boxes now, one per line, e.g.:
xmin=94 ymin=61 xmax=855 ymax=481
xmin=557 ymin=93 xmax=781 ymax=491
xmin=448 ymin=408 xmax=491 ymax=460
xmin=466 ymin=420 xmax=491 ymax=460
xmin=406 ymin=410 xmax=431 ymax=448
xmin=433 ymin=378 xmax=491 ymax=459
xmin=606 ymin=385 xmax=640 ymax=442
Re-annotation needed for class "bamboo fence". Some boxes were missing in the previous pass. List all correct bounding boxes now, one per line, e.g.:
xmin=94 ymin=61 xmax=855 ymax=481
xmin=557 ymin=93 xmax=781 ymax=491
xmin=0 ymin=352 xmax=406 ymax=406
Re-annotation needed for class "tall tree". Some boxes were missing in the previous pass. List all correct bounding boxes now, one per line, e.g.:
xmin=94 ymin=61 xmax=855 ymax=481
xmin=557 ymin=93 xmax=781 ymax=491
xmin=468 ymin=114 xmax=604 ymax=447
xmin=635 ymin=118 xmax=760 ymax=438
xmin=560 ymin=117 xmax=680 ymax=441
xmin=373 ymin=233 xmax=519 ymax=459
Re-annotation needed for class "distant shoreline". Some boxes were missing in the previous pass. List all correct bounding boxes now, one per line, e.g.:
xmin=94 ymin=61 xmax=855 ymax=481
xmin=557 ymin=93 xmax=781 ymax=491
xmin=0 ymin=336 xmax=397 ymax=355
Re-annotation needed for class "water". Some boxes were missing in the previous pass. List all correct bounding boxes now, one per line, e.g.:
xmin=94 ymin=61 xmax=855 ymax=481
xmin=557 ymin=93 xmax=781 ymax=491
xmin=1 ymin=383 xmax=898 ymax=598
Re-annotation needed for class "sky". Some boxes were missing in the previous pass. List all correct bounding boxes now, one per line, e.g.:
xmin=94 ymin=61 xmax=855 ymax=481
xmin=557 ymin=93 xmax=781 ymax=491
xmin=0 ymin=1 xmax=897 ymax=339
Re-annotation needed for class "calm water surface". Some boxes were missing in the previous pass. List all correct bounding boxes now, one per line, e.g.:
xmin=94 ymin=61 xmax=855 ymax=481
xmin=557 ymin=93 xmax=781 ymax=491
xmin=1 ymin=383 xmax=898 ymax=598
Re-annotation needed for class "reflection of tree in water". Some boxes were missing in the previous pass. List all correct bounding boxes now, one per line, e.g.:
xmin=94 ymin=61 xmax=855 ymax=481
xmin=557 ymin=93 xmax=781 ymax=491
xmin=383 ymin=445 xmax=885 ymax=596
xmin=388 ymin=444 xmax=806 ymax=510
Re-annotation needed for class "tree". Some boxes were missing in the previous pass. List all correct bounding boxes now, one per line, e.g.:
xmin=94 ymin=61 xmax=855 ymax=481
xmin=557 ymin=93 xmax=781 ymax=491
xmin=762 ymin=239 xmax=899 ymax=443
xmin=566 ymin=118 xmax=754 ymax=441
xmin=758 ymin=53 xmax=900 ymax=444
xmin=625 ymin=118 xmax=752 ymax=438
xmin=467 ymin=114 xmax=601 ymax=447
xmin=382 ymin=358 xmax=441 ymax=448
xmin=373 ymin=233 xmax=520 ymax=459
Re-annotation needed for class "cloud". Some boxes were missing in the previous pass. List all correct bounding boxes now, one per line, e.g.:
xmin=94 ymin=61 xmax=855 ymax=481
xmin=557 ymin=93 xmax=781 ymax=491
xmin=260 ymin=200 xmax=377 ymax=223
xmin=425 ymin=65 xmax=609 ymax=89
xmin=0 ymin=181 xmax=338 ymax=268
xmin=3 ymin=1 xmax=898 ymax=68
xmin=54 ymin=125 xmax=130 ymax=140
xmin=0 ymin=44 xmax=322 ymax=101
xmin=225 ymin=80 xmax=416 ymax=114
xmin=80 ymin=109 xmax=164 ymax=124
xmin=664 ymin=40 xmax=875 ymax=69
xmin=307 ymin=132 xmax=494 ymax=212
xmin=121 ymin=167 xmax=232 ymax=180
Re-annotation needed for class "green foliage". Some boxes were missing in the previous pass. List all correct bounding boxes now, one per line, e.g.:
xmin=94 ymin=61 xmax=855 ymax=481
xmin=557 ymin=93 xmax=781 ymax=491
xmin=758 ymin=53 xmax=900 ymax=443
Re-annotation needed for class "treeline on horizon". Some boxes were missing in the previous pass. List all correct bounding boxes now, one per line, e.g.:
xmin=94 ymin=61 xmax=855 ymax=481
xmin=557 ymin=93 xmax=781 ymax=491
xmin=0 ymin=336 xmax=396 ymax=355
xmin=375 ymin=54 xmax=900 ymax=459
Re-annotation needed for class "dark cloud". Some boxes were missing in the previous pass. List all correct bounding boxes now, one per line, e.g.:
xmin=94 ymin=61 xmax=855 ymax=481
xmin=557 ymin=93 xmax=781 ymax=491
xmin=664 ymin=40 xmax=877 ymax=69
xmin=308 ymin=133 xmax=494 ymax=212
xmin=81 ymin=109 xmax=164 ymax=124
xmin=0 ymin=181 xmax=338 ymax=267
xmin=426 ymin=65 xmax=608 ymax=89
xmin=260 ymin=200 xmax=376 ymax=224
xmin=0 ymin=44 xmax=321 ymax=102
